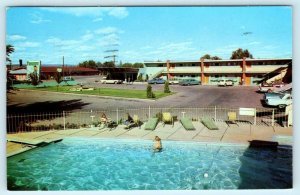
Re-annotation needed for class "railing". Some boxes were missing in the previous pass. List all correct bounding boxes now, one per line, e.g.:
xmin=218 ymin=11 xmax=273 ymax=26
xmin=7 ymin=106 xmax=291 ymax=134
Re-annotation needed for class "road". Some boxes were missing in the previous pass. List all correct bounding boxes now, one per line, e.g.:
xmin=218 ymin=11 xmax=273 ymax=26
xmin=7 ymin=76 xmax=266 ymax=113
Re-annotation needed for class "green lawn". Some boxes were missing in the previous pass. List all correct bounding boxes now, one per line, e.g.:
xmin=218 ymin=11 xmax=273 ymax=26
xmin=30 ymin=86 xmax=174 ymax=99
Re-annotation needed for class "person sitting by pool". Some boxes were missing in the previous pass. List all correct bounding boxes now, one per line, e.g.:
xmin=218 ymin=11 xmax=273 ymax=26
xmin=124 ymin=113 xmax=134 ymax=125
xmin=100 ymin=113 xmax=109 ymax=127
xmin=153 ymin=136 xmax=162 ymax=152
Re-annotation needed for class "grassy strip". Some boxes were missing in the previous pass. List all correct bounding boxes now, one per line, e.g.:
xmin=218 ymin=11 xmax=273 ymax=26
xmin=30 ymin=86 xmax=174 ymax=99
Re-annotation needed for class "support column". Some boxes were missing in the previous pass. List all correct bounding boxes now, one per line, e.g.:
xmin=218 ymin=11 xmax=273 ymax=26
xmin=242 ymin=57 xmax=246 ymax=85
xmin=167 ymin=60 xmax=170 ymax=79
xmin=200 ymin=58 xmax=204 ymax=85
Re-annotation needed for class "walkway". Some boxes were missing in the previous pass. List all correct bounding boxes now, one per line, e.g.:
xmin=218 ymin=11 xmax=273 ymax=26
xmin=7 ymin=121 xmax=292 ymax=157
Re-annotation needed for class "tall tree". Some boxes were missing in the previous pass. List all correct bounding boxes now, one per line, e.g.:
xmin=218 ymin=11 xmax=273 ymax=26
xmin=201 ymin=54 xmax=222 ymax=60
xmin=230 ymin=48 xmax=253 ymax=59
xmin=121 ymin=63 xmax=133 ymax=68
xmin=201 ymin=54 xmax=211 ymax=60
xmin=6 ymin=44 xmax=15 ymax=62
xmin=103 ymin=61 xmax=115 ymax=67
xmin=133 ymin=63 xmax=144 ymax=68
xmin=78 ymin=60 xmax=97 ymax=69
xmin=211 ymin=56 xmax=222 ymax=60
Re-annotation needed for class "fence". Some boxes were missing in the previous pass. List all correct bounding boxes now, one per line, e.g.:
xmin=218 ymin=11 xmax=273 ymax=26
xmin=7 ymin=106 xmax=290 ymax=134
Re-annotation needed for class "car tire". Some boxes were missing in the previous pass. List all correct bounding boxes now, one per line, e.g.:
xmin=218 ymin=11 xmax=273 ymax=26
xmin=114 ymin=81 xmax=117 ymax=84
xmin=267 ymin=89 xmax=272 ymax=93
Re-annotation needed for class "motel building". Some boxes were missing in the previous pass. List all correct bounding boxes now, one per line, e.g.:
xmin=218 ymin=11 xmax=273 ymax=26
xmin=139 ymin=57 xmax=292 ymax=86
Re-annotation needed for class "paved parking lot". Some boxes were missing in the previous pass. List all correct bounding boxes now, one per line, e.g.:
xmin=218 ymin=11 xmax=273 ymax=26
xmin=7 ymin=76 xmax=266 ymax=113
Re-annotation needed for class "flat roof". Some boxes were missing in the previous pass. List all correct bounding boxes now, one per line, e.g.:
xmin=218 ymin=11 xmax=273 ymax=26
xmin=144 ymin=58 xmax=292 ymax=64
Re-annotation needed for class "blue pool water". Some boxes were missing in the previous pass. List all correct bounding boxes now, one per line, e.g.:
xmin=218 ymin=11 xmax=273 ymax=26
xmin=7 ymin=138 xmax=292 ymax=190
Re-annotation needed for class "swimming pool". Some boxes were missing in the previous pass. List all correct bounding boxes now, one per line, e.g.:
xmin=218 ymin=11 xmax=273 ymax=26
xmin=7 ymin=138 xmax=292 ymax=190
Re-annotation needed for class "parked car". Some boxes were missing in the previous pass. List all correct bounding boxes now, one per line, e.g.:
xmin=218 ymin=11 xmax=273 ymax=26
xmin=264 ymin=93 xmax=292 ymax=109
xmin=178 ymin=79 xmax=200 ymax=86
xmin=100 ymin=77 xmax=123 ymax=84
xmin=168 ymin=79 xmax=179 ymax=85
xmin=148 ymin=78 xmax=166 ymax=84
xmin=258 ymin=82 xmax=285 ymax=93
xmin=218 ymin=79 xmax=234 ymax=87
xmin=62 ymin=76 xmax=74 ymax=81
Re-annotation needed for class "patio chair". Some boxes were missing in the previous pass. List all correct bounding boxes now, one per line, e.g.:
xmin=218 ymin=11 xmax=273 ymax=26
xmin=226 ymin=112 xmax=239 ymax=126
xmin=201 ymin=117 xmax=219 ymax=130
xmin=125 ymin=114 xmax=141 ymax=130
xmin=144 ymin=117 xmax=159 ymax=130
xmin=162 ymin=112 xmax=174 ymax=127
xmin=180 ymin=118 xmax=195 ymax=130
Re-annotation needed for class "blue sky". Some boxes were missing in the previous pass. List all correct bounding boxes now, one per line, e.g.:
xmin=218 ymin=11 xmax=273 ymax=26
xmin=6 ymin=6 xmax=292 ymax=65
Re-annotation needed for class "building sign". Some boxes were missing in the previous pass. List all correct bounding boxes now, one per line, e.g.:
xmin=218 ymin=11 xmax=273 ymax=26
xmin=239 ymin=108 xmax=256 ymax=116
xmin=26 ymin=61 xmax=41 ymax=80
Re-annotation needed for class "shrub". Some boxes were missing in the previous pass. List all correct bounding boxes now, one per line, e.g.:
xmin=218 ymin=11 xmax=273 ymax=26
xmin=137 ymin=74 xmax=143 ymax=82
xmin=155 ymin=112 xmax=163 ymax=122
xmin=164 ymin=81 xmax=170 ymax=93
xmin=146 ymin=84 xmax=156 ymax=98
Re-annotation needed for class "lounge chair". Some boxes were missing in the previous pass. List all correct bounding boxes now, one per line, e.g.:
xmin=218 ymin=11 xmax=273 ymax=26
xmin=125 ymin=114 xmax=141 ymax=130
xmin=180 ymin=118 xmax=195 ymax=130
xmin=144 ymin=117 xmax=159 ymax=130
xmin=162 ymin=112 xmax=174 ymax=127
xmin=201 ymin=117 xmax=219 ymax=130
xmin=226 ymin=112 xmax=239 ymax=126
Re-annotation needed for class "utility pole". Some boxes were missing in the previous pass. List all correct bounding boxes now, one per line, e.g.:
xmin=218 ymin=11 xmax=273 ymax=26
xmin=62 ymin=56 xmax=64 ymax=77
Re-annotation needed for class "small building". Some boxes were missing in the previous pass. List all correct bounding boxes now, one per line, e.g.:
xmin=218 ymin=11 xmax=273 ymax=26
xmin=40 ymin=66 xmax=99 ymax=80
xmin=9 ymin=68 xmax=27 ymax=81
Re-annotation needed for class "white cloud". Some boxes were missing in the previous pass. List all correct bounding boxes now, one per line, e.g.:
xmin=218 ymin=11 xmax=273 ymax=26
xmin=107 ymin=8 xmax=128 ymax=19
xmin=46 ymin=37 xmax=79 ymax=48
xmin=40 ymin=7 xmax=129 ymax=19
xmin=30 ymin=12 xmax=51 ymax=24
xmin=98 ymin=33 xmax=120 ymax=46
xmin=81 ymin=31 xmax=94 ymax=41
xmin=95 ymin=27 xmax=120 ymax=35
xmin=19 ymin=41 xmax=41 ymax=48
xmin=76 ymin=45 xmax=95 ymax=52
xmin=7 ymin=35 xmax=27 ymax=41
xmin=248 ymin=41 xmax=261 ymax=45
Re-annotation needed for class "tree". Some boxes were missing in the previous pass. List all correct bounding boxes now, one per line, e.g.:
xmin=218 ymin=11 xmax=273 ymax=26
xmin=78 ymin=60 xmax=97 ymax=69
xmin=103 ymin=61 xmax=115 ymax=67
xmin=146 ymin=84 xmax=155 ymax=98
xmin=133 ymin=63 xmax=144 ymax=68
xmin=211 ymin=56 xmax=222 ymax=60
xmin=201 ymin=54 xmax=222 ymax=60
xmin=137 ymin=73 xmax=143 ymax=82
xmin=164 ymin=81 xmax=171 ymax=93
xmin=230 ymin=48 xmax=253 ymax=59
xmin=201 ymin=54 xmax=211 ymax=60
xmin=121 ymin=63 xmax=133 ymax=68
xmin=29 ymin=72 xmax=39 ymax=86
xmin=54 ymin=72 xmax=62 ymax=84
xmin=6 ymin=44 xmax=15 ymax=62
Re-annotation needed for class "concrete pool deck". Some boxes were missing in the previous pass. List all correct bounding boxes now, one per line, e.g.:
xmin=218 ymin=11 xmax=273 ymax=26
xmin=6 ymin=121 xmax=293 ymax=157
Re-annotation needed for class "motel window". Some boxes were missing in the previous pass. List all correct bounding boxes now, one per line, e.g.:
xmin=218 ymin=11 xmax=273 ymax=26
xmin=191 ymin=75 xmax=195 ymax=77
xmin=192 ymin=63 xmax=195 ymax=66
xmin=215 ymin=75 xmax=219 ymax=78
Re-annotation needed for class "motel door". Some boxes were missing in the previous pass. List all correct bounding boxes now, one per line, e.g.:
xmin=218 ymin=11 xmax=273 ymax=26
xmin=245 ymin=76 xmax=251 ymax=86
